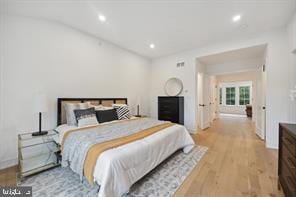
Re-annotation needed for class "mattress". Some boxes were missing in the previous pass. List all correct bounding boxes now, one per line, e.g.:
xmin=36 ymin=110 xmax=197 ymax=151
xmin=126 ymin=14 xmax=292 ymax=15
xmin=57 ymin=118 xmax=195 ymax=197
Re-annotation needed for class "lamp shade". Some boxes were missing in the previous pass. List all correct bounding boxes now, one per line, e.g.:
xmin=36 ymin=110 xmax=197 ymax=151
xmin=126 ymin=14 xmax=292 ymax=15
xmin=34 ymin=93 xmax=48 ymax=113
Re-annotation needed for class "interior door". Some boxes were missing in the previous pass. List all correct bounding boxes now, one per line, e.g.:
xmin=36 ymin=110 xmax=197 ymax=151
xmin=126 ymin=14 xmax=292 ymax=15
xmin=198 ymin=72 xmax=211 ymax=129
xmin=261 ymin=65 xmax=266 ymax=139
xmin=256 ymin=65 xmax=266 ymax=140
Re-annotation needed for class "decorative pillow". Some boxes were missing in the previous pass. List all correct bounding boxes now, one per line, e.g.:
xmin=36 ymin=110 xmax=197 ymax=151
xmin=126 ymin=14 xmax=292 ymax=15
xmin=95 ymin=109 xmax=118 ymax=123
xmin=87 ymin=103 xmax=113 ymax=110
xmin=113 ymin=104 xmax=131 ymax=120
xmin=74 ymin=107 xmax=98 ymax=127
xmin=64 ymin=102 xmax=89 ymax=126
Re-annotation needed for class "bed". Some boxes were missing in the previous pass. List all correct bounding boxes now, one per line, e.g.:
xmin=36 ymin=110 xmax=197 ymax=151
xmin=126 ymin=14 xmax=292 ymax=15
xmin=56 ymin=98 xmax=195 ymax=197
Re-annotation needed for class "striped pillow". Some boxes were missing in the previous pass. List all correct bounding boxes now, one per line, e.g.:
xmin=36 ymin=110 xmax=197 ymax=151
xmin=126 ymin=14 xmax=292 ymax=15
xmin=113 ymin=104 xmax=131 ymax=120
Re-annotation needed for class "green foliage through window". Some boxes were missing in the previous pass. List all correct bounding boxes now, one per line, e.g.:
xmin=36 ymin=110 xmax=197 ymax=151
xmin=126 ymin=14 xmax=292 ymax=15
xmin=239 ymin=86 xmax=250 ymax=105
xmin=226 ymin=87 xmax=235 ymax=105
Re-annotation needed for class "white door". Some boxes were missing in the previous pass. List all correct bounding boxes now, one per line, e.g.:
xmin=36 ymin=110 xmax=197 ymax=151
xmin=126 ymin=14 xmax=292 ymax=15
xmin=261 ymin=65 xmax=267 ymax=139
xmin=256 ymin=65 xmax=266 ymax=140
xmin=198 ymin=72 xmax=211 ymax=129
xmin=209 ymin=76 xmax=217 ymax=123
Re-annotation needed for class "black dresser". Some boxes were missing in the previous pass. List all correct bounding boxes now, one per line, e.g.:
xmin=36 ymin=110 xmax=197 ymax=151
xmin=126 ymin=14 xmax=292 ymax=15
xmin=278 ymin=123 xmax=296 ymax=197
xmin=158 ymin=96 xmax=184 ymax=125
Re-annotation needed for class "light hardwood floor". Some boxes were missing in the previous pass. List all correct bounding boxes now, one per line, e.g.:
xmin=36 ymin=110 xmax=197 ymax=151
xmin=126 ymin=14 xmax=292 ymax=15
xmin=0 ymin=116 xmax=283 ymax=197
xmin=176 ymin=116 xmax=283 ymax=197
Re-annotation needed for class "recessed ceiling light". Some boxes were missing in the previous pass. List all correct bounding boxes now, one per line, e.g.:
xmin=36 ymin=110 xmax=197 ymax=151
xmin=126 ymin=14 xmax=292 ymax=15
xmin=232 ymin=15 xmax=241 ymax=22
xmin=98 ymin=14 xmax=106 ymax=22
xmin=149 ymin=44 xmax=155 ymax=49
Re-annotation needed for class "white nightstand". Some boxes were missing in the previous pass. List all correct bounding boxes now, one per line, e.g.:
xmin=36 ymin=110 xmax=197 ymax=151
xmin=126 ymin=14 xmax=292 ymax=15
xmin=17 ymin=130 xmax=60 ymax=181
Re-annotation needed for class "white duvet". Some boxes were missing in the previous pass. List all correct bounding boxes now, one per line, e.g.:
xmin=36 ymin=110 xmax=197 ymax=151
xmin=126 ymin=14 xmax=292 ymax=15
xmin=55 ymin=119 xmax=195 ymax=197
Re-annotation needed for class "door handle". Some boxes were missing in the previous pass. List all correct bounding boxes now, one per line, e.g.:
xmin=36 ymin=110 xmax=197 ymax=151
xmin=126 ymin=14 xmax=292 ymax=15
xmin=199 ymin=104 xmax=205 ymax=107
xmin=262 ymin=106 xmax=266 ymax=110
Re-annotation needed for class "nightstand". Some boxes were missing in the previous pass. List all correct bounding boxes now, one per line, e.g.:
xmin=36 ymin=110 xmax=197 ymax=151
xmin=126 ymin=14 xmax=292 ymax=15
xmin=17 ymin=130 xmax=60 ymax=181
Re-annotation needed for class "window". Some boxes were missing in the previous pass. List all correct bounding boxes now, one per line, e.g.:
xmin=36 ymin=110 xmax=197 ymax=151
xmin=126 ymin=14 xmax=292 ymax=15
xmin=226 ymin=87 xmax=235 ymax=105
xmin=219 ymin=88 xmax=222 ymax=104
xmin=239 ymin=86 xmax=250 ymax=105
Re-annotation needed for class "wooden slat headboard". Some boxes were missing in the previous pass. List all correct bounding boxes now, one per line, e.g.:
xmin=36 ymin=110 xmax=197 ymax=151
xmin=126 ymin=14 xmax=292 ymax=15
xmin=57 ymin=98 xmax=128 ymax=125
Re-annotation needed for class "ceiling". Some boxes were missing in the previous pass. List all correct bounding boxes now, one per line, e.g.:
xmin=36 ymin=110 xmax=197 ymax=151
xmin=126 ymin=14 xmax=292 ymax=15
xmin=198 ymin=44 xmax=266 ymax=65
xmin=4 ymin=0 xmax=296 ymax=59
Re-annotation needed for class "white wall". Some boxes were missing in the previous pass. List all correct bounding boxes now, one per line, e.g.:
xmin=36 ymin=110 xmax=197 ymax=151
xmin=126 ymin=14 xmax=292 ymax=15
xmin=0 ymin=16 xmax=151 ymax=169
xmin=205 ymin=58 xmax=263 ymax=76
xmin=150 ymin=28 xmax=291 ymax=149
xmin=287 ymin=12 xmax=296 ymax=122
xmin=149 ymin=52 xmax=197 ymax=132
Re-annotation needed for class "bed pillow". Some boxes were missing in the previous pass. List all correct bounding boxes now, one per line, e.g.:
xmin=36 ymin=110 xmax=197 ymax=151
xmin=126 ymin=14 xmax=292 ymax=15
xmin=95 ymin=109 xmax=118 ymax=123
xmin=113 ymin=104 xmax=131 ymax=120
xmin=86 ymin=103 xmax=112 ymax=110
xmin=74 ymin=107 xmax=98 ymax=127
xmin=64 ymin=102 xmax=89 ymax=126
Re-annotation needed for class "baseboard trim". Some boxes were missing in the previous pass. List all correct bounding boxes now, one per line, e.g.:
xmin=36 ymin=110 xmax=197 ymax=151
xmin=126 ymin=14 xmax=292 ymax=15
xmin=255 ymin=126 xmax=264 ymax=140
xmin=202 ymin=122 xmax=210 ymax=130
xmin=186 ymin=125 xmax=197 ymax=134
xmin=188 ymin=129 xmax=197 ymax=134
xmin=0 ymin=158 xmax=17 ymax=170
xmin=266 ymin=144 xmax=278 ymax=149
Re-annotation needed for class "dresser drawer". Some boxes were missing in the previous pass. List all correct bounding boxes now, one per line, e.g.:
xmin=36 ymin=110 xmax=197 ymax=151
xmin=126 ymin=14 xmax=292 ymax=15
xmin=158 ymin=98 xmax=179 ymax=105
xmin=282 ymin=129 xmax=296 ymax=157
xmin=280 ymin=161 xmax=296 ymax=197
xmin=159 ymin=105 xmax=178 ymax=113
xmin=159 ymin=115 xmax=178 ymax=123
xmin=282 ymin=145 xmax=296 ymax=179
xmin=159 ymin=109 xmax=178 ymax=116
xmin=159 ymin=111 xmax=178 ymax=119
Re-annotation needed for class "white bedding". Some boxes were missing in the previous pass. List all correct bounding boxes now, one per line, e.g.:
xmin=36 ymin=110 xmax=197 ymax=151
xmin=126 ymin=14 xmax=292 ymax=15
xmin=56 ymin=119 xmax=195 ymax=197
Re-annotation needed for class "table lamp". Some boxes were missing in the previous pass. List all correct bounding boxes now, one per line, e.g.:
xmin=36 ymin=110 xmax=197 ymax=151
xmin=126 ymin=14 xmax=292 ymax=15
xmin=32 ymin=93 xmax=48 ymax=136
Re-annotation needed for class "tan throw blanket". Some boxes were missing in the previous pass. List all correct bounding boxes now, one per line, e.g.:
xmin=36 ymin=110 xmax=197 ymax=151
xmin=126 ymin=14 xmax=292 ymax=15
xmin=84 ymin=122 xmax=175 ymax=184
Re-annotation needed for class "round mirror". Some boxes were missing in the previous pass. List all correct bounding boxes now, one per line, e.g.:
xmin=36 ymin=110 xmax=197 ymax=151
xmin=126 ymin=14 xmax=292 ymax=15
xmin=164 ymin=78 xmax=183 ymax=96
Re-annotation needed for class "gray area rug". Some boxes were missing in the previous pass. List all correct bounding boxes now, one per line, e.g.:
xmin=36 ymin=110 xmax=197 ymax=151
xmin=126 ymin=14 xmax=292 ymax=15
xmin=20 ymin=146 xmax=207 ymax=197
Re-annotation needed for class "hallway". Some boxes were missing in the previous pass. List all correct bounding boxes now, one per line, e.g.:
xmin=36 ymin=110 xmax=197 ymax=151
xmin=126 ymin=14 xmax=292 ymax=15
xmin=176 ymin=116 xmax=283 ymax=197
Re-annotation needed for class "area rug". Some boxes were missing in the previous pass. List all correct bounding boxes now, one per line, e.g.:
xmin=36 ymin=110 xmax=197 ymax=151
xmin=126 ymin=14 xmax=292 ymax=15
xmin=19 ymin=146 xmax=207 ymax=197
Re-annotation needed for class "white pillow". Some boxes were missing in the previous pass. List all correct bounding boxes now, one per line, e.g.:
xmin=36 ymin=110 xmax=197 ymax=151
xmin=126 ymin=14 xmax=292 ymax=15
xmin=77 ymin=116 xmax=98 ymax=127
xmin=112 ymin=104 xmax=127 ymax=107
xmin=87 ymin=103 xmax=113 ymax=110
xmin=64 ymin=102 xmax=89 ymax=126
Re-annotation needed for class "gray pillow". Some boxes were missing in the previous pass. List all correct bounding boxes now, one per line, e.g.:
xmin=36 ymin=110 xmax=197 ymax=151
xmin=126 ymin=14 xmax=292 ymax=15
xmin=95 ymin=109 xmax=118 ymax=123
xmin=64 ymin=102 xmax=89 ymax=126
xmin=74 ymin=107 xmax=98 ymax=127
